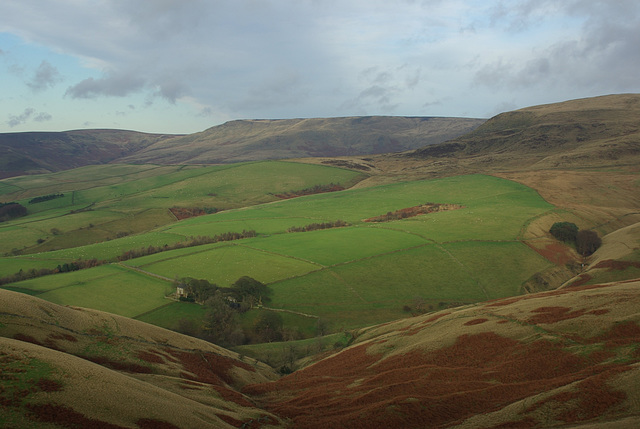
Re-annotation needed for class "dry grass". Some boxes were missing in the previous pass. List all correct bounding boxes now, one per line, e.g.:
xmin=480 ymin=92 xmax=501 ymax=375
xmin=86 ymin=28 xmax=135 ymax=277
xmin=0 ymin=289 xmax=281 ymax=428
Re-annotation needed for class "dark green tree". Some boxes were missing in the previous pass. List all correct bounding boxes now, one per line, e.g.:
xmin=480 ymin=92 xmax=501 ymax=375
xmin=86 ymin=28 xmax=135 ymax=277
xmin=576 ymin=230 xmax=602 ymax=256
xmin=180 ymin=277 xmax=217 ymax=303
xmin=202 ymin=291 xmax=239 ymax=345
xmin=231 ymin=276 xmax=271 ymax=307
xmin=549 ymin=222 xmax=579 ymax=243
xmin=253 ymin=311 xmax=283 ymax=342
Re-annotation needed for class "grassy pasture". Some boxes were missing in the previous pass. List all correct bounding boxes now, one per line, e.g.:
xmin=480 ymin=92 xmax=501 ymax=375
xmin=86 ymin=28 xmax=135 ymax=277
xmin=24 ymin=231 xmax=187 ymax=261
xmin=7 ymin=264 xmax=172 ymax=318
xmin=134 ymin=243 xmax=321 ymax=287
xmin=243 ymin=226 xmax=430 ymax=266
xmin=0 ymin=256 xmax=70 ymax=277
xmin=160 ymin=217 xmax=321 ymax=238
xmin=0 ymin=161 xmax=365 ymax=255
xmin=135 ymin=301 xmax=207 ymax=329
xmin=1 ymin=170 xmax=556 ymax=337
xmin=441 ymin=241 xmax=552 ymax=298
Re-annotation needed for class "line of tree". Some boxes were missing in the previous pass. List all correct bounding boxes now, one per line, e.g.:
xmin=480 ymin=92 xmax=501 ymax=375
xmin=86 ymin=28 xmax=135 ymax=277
xmin=287 ymin=220 xmax=348 ymax=233
xmin=363 ymin=203 xmax=463 ymax=223
xmin=274 ymin=183 xmax=345 ymax=199
xmin=0 ymin=258 xmax=104 ymax=286
xmin=117 ymin=230 xmax=257 ymax=261
xmin=549 ymin=222 xmax=602 ymax=256
xmin=0 ymin=202 xmax=27 ymax=222
xmin=29 ymin=193 xmax=64 ymax=204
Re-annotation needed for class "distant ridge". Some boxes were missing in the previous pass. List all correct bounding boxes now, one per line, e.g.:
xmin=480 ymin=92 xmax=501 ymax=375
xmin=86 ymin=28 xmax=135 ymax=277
xmin=410 ymin=93 xmax=640 ymax=170
xmin=117 ymin=116 xmax=485 ymax=165
xmin=0 ymin=129 xmax=174 ymax=179
xmin=0 ymin=116 xmax=483 ymax=178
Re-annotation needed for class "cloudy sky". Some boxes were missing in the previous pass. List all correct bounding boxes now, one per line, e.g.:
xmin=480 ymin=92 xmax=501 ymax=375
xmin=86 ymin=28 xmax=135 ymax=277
xmin=0 ymin=0 xmax=638 ymax=134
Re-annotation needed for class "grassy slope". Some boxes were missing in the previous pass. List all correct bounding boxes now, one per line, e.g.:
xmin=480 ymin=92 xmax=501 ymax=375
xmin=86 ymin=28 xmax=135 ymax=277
xmin=0 ymin=161 xmax=366 ymax=255
xmin=4 ymin=277 xmax=639 ymax=428
xmin=0 ymin=288 xmax=281 ymax=428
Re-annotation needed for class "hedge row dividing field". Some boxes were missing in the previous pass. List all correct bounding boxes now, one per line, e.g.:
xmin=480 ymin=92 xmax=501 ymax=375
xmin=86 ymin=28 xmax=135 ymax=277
xmin=2 ymin=168 xmax=555 ymax=333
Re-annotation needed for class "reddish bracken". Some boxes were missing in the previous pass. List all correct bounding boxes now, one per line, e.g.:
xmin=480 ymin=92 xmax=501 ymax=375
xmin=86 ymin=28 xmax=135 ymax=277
xmin=594 ymin=259 xmax=640 ymax=270
xmin=26 ymin=403 xmax=127 ymax=429
xmin=136 ymin=349 xmax=166 ymax=364
xmin=525 ymin=242 xmax=574 ymax=265
xmin=243 ymin=331 xmax=628 ymax=428
xmin=165 ymin=349 xmax=256 ymax=407
xmin=464 ymin=318 xmax=489 ymax=326
xmin=136 ymin=418 xmax=180 ymax=429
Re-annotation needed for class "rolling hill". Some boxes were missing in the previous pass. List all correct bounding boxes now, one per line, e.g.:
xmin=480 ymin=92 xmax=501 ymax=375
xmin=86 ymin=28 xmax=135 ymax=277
xmin=2 ymin=279 xmax=639 ymax=428
xmin=117 ymin=116 xmax=484 ymax=165
xmin=0 ymin=116 xmax=484 ymax=179
xmin=0 ymin=129 xmax=174 ymax=179
xmin=1 ymin=93 xmax=639 ymax=428
xmin=409 ymin=93 xmax=640 ymax=171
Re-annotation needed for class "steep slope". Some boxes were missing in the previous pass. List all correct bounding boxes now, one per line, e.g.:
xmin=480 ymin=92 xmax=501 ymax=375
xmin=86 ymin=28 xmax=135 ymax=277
xmin=245 ymin=279 xmax=640 ymax=428
xmin=0 ymin=129 xmax=175 ymax=178
xmin=0 ymin=289 xmax=281 ymax=428
xmin=118 ymin=116 xmax=484 ymax=164
xmin=410 ymin=94 xmax=640 ymax=171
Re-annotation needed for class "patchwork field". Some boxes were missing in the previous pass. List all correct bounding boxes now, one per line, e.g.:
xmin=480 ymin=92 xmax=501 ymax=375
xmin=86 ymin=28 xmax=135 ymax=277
xmin=0 ymin=161 xmax=366 ymax=255
xmin=2 ymin=170 xmax=556 ymax=333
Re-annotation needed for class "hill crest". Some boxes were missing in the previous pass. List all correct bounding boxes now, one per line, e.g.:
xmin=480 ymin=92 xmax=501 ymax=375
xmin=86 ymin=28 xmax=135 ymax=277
xmin=0 ymin=116 xmax=484 ymax=179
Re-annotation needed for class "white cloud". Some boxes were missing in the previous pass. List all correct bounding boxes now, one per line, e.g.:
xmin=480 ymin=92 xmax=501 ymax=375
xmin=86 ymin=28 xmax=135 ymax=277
xmin=0 ymin=0 xmax=638 ymax=132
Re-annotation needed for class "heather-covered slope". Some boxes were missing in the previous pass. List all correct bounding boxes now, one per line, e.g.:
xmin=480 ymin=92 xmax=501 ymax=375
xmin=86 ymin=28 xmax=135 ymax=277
xmin=245 ymin=280 xmax=640 ymax=428
xmin=3 ymin=278 xmax=640 ymax=428
xmin=0 ymin=129 xmax=174 ymax=178
xmin=118 ymin=116 xmax=484 ymax=164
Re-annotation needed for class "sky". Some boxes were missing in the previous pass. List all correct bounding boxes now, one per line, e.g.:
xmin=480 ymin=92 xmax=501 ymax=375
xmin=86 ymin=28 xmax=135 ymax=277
xmin=0 ymin=0 xmax=638 ymax=134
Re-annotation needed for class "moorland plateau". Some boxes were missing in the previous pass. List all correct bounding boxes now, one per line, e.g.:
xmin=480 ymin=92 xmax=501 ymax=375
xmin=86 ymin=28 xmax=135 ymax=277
xmin=1 ymin=93 xmax=639 ymax=428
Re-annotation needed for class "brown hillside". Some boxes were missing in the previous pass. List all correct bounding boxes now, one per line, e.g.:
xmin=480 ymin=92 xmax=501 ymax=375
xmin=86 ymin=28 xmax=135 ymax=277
xmin=410 ymin=93 xmax=640 ymax=171
xmin=245 ymin=280 xmax=640 ymax=428
xmin=117 ymin=116 xmax=484 ymax=165
xmin=0 ymin=129 xmax=175 ymax=178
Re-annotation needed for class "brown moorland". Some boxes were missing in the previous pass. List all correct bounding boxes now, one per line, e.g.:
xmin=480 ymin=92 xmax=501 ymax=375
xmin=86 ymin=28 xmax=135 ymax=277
xmin=244 ymin=279 xmax=640 ymax=428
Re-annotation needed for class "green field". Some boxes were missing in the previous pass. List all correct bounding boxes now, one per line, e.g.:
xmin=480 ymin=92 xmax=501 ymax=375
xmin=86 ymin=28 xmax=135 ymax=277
xmin=1 ymin=167 xmax=555 ymax=337
xmin=0 ymin=161 xmax=366 ymax=255
xmin=5 ymin=264 xmax=173 ymax=318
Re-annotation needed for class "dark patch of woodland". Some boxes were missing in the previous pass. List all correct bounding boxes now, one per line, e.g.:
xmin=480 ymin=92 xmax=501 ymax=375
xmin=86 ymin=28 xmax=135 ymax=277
xmin=28 ymin=193 xmax=64 ymax=204
xmin=169 ymin=206 xmax=217 ymax=220
xmin=0 ymin=202 xmax=27 ymax=221
xmin=549 ymin=222 xmax=579 ymax=243
xmin=274 ymin=183 xmax=345 ymax=199
xmin=287 ymin=220 xmax=348 ymax=233
xmin=549 ymin=222 xmax=602 ymax=256
xmin=176 ymin=276 xmax=281 ymax=346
